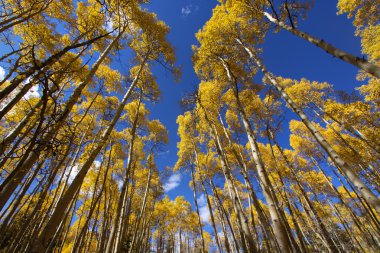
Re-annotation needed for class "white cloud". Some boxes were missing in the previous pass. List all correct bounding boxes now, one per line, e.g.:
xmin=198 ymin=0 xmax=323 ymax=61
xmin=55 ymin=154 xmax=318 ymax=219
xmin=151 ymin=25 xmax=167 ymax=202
xmin=217 ymin=231 xmax=224 ymax=240
xmin=198 ymin=194 xmax=210 ymax=224
xmin=199 ymin=205 xmax=210 ymax=224
xmin=0 ymin=66 xmax=5 ymax=80
xmin=23 ymin=83 xmax=40 ymax=100
xmin=64 ymin=161 xmax=99 ymax=185
xmin=0 ymin=78 xmax=41 ymax=112
xmin=0 ymin=68 xmax=40 ymax=108
xmin=105 ymin=19 xmax=114 ymax=33
xmin=117 ymin=178 xmax=123 ymax=190
xmin=157 ymin=150 xmax=170 ymax=157
xmin=67 ymin=161 xmax=103 ymax=196
xmin=181 ymin=4 xmax=199 ymax=17
xmin=65 ymin=164 xmax=80 ymax=184
xmin=181 ymin=6 xmax=192 ymax=16
xmin=93 ymin=160 xmax=101 ymax=168
xmin=112 ymin=173 xmax=124 ymax=191
xmin=163 ymin=173 xmax=182 ymax=192
xmin=197 ymin=194 xmax=207 ymax=206
xmin=104 ymin=13 xmax=119 ymax=36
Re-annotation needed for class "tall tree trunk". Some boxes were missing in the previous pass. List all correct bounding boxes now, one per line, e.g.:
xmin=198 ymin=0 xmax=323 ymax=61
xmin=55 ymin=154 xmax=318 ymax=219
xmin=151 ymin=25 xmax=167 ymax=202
xmin=262 ymin=11 xmax=380 ymax=78
xmin=210 ymin=179 xmax=240 ymax=253
xmin=0 ymin=32 xmax=123 ymax=211
xmin=218 ymin=112 xmax=278 ymax=249
xmin=237 ymin=40 xmax=380 ymax=214
xmin=211 ymin=182 xmax=232 ymax=253
xmin=220 ymin=58 xmax=293 ymax=253
xmin=73 ymin=147 xmax=111 ymax=253
xmin=128 ymin=153 xmax=154 ymax=253
xmin=0 ymin=31 xmax=109 ymax=107
xmin=266 ymin=132 xmax=303 ymax=253
xmin=312 ymin=157 xmax=380 ymax=249
xmin=198 ymin=102 xmax=257 ymax=253
xmin=30 ymin=56 xmax=146 ymax=253
xmin=98 ymin=183 xmax=113 ymax=253
xmin=0 ymin=0 xmax=52 ymax=33
xmin=268 ymin=128 xmax=340 ymax=252
xmin=314 ymin=106 xmax=380 ymax=155
xmin=200 ymin=179 xmax=223 ymax=253
xmin=0 ymin=46 xmax=88 ymax=156
xmin=105 ymin=90 xmax=144 ymax=253
xmin=190 ymin=166 xmax=207 ymax=253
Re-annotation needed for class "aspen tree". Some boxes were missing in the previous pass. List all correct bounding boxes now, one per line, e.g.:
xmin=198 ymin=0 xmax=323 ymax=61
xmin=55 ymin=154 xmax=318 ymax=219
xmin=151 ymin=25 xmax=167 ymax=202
xmin=238 ymin=0 xmax=380 ymax=78
xmin=193 ymin=4 xmax=294 ymax=250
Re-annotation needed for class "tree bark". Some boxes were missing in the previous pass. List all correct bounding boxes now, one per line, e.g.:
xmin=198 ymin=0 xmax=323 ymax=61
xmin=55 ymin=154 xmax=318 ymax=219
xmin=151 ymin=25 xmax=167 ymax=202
xmin=198 ymin=102 xmax=257 ymax=253
xmin=105 ymin=90 xmax=144 ymax=253
xmin=263 ymin=11 xmax=380 ymax=78
xmin=237 ymin=40 xmax=380 ymax=215
xmin=0 ymin=31 xmax=110 ymax=105
xmin=0 ymin=32 xmax=123 ymax=211
xmin=190 ymin=167 xmax=207 ymax=253
xmin=30 ymin=55 xmax=146 ymax=253
xmin=220 ymin=58 xmax=293 ymax=253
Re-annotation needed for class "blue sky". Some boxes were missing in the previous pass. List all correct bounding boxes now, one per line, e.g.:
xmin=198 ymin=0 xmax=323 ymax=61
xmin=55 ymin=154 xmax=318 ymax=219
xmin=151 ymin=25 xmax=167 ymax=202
xmin=144 ymin=0 xmax=364 ymax=221
xmin=146 ymin=0 xmax=218 ymax=204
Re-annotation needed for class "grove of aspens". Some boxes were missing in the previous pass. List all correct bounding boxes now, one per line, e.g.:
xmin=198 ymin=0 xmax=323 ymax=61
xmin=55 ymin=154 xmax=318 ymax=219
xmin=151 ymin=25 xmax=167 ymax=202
xmin=0 ymin=0 xmax=379 ymax=252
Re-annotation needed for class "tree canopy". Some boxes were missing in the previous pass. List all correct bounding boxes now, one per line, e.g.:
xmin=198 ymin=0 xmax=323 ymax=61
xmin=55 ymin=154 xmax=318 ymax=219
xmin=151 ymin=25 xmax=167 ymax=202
xmin=0 ymin=0 xmax=379 ymax=252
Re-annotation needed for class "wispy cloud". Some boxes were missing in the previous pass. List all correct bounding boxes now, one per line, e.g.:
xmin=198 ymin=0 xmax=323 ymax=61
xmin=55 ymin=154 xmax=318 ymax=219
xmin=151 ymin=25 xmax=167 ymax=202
xmin=65 ymin=160 xmax=101 ymax=185
xmin=181 ymin=6 xmax=191 ymax=16
xmin=181 ymin=4 xmax=199 ymax=17
xmin=0 ymin=76 xmax=41 ymax=110
xmin=0 ymin=66 xmax=5 ymax=80
xmin=197 ymin=194 xmax=210 ymax=224
xmin=197 ymin=194 xmax=206 ymax=206
xmin=163 ymin=173 xmax=182 ymax=192
xmin=65 ymin=164 xmax=79 ymax=184
xmin=23 ymin=81 xmax=40 ymax=100
xmin=93 ymin=160 xmax=101 ymax=168
xmin=157 ymin=150 xmax=170 ymax=157
xmin=105 ymin=14 xmax=114 ymax=33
